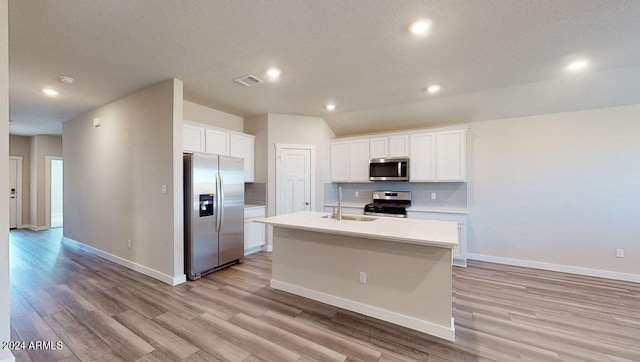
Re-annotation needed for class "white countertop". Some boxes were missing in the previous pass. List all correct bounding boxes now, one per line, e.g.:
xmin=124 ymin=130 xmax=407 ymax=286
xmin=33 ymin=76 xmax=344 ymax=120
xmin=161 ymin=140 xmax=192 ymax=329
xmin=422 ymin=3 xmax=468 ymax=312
xmin=244 ymin=204 xmax=266 ymax=210
xmin=254 ymin=211 xmax=458 ymax=248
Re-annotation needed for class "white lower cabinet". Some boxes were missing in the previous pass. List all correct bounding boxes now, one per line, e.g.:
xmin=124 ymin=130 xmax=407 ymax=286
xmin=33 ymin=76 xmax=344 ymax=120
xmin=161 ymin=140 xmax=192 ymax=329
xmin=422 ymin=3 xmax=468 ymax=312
xmin=406 ymin=211 xmax=467 ymax=267
xmin=244 ymin=206 xmax=266 ymax=255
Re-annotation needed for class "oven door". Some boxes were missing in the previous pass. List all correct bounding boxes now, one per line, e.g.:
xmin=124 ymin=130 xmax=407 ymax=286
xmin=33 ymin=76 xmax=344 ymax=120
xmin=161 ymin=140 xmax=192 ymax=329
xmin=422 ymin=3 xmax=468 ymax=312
xmin=369 ymin=158 xmax=409 ymax=181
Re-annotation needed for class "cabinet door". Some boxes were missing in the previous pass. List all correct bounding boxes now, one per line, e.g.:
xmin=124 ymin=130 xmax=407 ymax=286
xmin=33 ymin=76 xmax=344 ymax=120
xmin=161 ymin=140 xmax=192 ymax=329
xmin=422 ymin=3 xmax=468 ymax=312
xmin=436 ymin=130 xmax=466 ymax=181
xmin=369 ymin=137 xmax=388 ymax=159
xmin=389 ymin=135 xmax=409 ymax=157
xmin=230 ymin=134 xmax=254 ymax=182
xmin=349 ymin=139 xmax=370 ymax=182
xmin=183 ymin=124 xmax=205 ymax=152
xmin=331 ymin=141 xmax=350 ymax=182
xmin=409 ymin=133 xmax=436 ymax=181
xmin=205 ymin=129 xmax=230 ymax=156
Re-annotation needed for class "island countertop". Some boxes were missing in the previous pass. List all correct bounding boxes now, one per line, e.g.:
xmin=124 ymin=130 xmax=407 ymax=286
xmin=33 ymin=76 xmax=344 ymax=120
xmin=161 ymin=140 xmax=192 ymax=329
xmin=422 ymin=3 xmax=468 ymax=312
xmin=254 ymin=211 xmax=458 ymax=248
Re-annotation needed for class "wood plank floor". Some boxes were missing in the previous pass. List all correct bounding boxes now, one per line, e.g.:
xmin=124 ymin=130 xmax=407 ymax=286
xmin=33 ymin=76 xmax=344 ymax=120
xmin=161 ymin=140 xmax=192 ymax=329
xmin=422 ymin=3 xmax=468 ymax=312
xmin=8 ymin=228 xmax=640 ymax=361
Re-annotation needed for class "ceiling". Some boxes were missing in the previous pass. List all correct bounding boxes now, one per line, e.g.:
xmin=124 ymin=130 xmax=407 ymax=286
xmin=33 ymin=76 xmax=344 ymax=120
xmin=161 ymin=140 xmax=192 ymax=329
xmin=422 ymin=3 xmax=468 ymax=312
xmin=8 ymin=0 xmax=640 ymax=137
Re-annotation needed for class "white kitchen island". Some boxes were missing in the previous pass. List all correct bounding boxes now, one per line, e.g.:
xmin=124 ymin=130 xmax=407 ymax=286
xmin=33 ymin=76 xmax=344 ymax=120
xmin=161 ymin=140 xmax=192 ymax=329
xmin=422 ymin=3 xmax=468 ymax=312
xmin=254 ymin=211 xmax=458 ymax=341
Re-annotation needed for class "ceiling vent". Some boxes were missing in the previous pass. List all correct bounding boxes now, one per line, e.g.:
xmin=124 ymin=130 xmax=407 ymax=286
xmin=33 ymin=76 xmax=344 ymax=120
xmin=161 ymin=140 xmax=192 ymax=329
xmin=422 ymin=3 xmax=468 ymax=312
xmin=234 ymin=74 xmax=263 ymax=87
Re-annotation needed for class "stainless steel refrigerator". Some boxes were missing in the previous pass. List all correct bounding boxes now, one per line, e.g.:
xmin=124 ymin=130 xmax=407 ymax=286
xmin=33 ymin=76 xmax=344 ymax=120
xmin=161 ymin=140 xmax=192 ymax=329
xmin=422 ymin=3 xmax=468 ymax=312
xmin=184 ymin=153 xmax=244 ymax=280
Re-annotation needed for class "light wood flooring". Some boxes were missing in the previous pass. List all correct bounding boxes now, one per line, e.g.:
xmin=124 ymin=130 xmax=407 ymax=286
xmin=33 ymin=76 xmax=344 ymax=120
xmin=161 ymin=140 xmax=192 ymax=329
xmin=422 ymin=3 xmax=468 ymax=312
xmin=8 ymin=228 xmax=640 ymax=361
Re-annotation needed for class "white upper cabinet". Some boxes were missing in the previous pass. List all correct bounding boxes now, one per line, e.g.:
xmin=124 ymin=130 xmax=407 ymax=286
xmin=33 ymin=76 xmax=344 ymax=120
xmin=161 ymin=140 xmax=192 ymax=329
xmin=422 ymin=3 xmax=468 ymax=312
xmin=205 ymin=129 xmax=230 ymax=156
xmin=331 ymin=139 xmax=370 ymax=182
xmin=230 ymin=133 xmax=255 ymax=182
xmin=409 ymin=129 xmax=466 ymax=182
xmin=388 ymin=135 xmax=409 ymax=157
xmin=183 ymin=124 xmax=205 ymax=153
xmin=436 ymin=129 xmax=466 ymax=181
xmin=331 ymin=126 xmax=466 ymax=183
xmin=183 ymin=121 xmax=256 ymax=183
xmin=369 ymin=137 xmax=388 ymax=159
xmin=330 ymin=141 xmax=350 ymax=182
xmin=369 ymin=135 xmax=409 ymax=158
xmin=349 ymin=139 xmax=370 ymax=182
xmin=409 ymin=133 xmax=436 ymax=181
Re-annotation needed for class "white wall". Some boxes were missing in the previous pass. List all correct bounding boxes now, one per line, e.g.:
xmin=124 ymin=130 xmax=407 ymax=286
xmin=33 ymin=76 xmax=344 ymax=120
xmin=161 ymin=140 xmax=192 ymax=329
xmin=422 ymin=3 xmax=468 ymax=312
xmin=184 ymin=100 xmax=243 ymax=132
xmin=0 ymin=1 xmax=12 ymax=360
xmin=29 ymin=135 xmax=62 ymax=229
xmin=468 ymin=104 xmax=640 ymax=278
xmin=63 ymin=79 xmax=185 ymax=285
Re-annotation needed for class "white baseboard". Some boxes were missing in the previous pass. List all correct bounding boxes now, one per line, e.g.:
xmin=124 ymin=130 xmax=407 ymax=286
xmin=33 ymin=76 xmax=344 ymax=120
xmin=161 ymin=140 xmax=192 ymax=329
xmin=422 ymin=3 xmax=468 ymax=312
xmin=262 ymin=245 xmax=273 ymax=252
xmin=18 ymin=224 xmax=30 ymax=229
xmin=29 ymin=225 xmax=47 ymax=231
xmin=62 ymin=237 xmax=186 ymax=286
xmin=467 ymin=253 xmax=640 ymax=283
xmin=0 ymin=349 xmax=15 ymax=362
xmin=270 ymin=279 xmax=455 ymax=342
xmin=453 ymin=257 xmax=467 ymax=267
xmin=244 ymin=245 xmax=264 ymax=256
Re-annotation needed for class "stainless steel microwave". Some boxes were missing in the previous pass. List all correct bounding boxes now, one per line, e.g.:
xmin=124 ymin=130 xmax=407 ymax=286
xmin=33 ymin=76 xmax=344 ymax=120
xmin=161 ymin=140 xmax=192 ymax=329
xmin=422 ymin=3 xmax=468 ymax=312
xmin=369 ymin=158 xmax=409 ymax=181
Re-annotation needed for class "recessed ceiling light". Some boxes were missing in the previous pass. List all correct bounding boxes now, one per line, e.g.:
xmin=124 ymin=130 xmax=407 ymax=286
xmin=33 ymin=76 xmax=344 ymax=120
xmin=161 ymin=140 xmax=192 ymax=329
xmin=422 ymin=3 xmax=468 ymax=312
xmin=58 ymin=75 xmax=75 ymax=84
xmin=566 ymin=60 xmax=589 ymax=72
xmin=42 ymin=88 xmax=58 ymax=96
xmin=325 ymin=104 xmax=336 ymax=111
xmin=427 ymin=84 xmax=441 ymax=93
xmin=410 ymin=18 xmax=432 ymax=35
xmin=266 ymin=68 xmax=281 ymax=79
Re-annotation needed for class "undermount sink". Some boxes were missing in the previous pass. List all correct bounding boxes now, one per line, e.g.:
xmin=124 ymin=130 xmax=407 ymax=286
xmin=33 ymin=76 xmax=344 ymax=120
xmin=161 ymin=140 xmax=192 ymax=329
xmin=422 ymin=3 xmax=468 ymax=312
xmin=321 ymin=214 xmax=377 ymax=222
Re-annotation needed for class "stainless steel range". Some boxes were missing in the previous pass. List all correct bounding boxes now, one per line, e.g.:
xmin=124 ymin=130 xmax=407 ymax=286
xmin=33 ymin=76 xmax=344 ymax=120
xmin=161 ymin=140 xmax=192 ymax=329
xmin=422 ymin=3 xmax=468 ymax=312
xmin=364 ymin=191 xmax=411 ymax=218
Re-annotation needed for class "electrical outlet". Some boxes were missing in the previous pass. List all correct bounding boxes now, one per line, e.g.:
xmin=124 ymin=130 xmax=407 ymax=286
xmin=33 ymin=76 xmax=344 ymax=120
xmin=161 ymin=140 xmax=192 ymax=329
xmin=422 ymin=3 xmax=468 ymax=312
xmin=359 ymin=271 xmax=367 ymax=284
xmin=430 ymin=192 xmax=437 ymax=200
xmin=616 ymin=248 xmax=624 ymax=258
xmin=355 ymin=191 xmax=359 ymax=197
xmin=128 ymin=240 xmax=132 ymax=249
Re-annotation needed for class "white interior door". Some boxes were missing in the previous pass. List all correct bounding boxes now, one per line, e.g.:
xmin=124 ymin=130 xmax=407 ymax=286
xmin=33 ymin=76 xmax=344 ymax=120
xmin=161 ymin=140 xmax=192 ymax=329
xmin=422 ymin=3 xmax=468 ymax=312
xmin=277 ymin=148 xmax=312 ymax=215
xmin=9 ymin=158 xmax=17 ymax=228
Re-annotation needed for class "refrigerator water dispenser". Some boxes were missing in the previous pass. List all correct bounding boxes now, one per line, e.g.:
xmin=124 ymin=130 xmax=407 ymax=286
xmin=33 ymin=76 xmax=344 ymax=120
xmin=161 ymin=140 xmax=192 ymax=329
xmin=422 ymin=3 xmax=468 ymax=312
xmin=199 ymin=194 xmax=214 ymax=217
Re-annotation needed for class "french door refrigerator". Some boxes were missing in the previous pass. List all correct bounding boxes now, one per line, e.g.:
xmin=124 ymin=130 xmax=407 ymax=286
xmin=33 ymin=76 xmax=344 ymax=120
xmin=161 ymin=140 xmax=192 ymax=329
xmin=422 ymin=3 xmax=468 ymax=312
xmin=184 ymin=153 xmax=244 ymax=280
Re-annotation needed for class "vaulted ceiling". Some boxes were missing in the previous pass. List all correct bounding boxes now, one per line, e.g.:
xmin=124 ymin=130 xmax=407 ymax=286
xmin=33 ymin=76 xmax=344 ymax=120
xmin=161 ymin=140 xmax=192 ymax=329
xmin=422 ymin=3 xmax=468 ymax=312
xmin=9 ymin=0 xmax=640 ymax=137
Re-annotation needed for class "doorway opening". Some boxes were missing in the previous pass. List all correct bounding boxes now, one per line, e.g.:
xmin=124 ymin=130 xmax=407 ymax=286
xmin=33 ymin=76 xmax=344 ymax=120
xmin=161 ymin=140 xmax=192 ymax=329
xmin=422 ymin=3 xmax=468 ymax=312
xmin=46 ymin=157 xmax=63 ymax=229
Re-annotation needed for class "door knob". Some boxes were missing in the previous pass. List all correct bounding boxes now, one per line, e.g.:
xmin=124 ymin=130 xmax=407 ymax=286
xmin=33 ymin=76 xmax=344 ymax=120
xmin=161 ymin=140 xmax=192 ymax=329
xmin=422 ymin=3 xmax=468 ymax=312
xmin=304 ymin=202 xmax=309 ymax=205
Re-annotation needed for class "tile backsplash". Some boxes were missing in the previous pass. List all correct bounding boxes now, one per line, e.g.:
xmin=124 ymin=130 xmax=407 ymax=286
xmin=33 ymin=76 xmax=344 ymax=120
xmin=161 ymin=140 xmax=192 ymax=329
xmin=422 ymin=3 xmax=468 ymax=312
xmin=324 ymin=182 xmax=467 ymax=208
xmin=245 ymin=183 xmax=266 ymax=205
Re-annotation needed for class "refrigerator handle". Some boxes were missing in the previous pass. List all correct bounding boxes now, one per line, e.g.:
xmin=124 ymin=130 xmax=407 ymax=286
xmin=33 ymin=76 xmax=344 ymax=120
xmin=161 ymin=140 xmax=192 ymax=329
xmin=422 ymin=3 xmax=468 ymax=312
xmin=216 ymin=172 xmax=222 ymax=232
xmin=218 ymin=172 xmax=225 ymax=231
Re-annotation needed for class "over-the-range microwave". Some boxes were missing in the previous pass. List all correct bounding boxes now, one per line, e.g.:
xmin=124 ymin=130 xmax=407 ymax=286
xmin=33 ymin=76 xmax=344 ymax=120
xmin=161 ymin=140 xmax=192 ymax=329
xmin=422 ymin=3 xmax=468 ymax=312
xmin=369 ymin=157 xmax=409 ymax=181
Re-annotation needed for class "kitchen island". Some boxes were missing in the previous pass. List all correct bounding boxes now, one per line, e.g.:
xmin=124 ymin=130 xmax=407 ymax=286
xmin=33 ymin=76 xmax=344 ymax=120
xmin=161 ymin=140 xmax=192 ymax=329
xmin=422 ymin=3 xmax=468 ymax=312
xmin=255 ymin=211 xmax=458 ymax=341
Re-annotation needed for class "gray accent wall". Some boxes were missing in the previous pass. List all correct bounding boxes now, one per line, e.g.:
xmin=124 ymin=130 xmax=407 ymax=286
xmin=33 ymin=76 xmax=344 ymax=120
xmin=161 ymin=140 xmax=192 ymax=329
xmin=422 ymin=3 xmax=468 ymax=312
xmin=62 ymin=79 xmax=184 ymax=283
